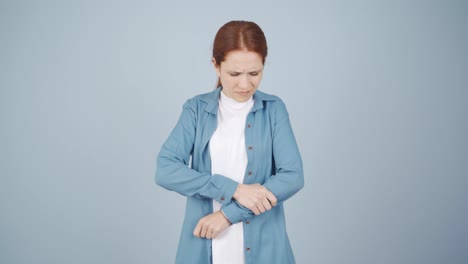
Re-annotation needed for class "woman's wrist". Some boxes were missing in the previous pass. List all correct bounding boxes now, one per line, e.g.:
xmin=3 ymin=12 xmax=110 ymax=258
xmin=219 ymin=209 xmax=232 ymax=224
xmin=233 ymin=183 xmax=243 ymax=200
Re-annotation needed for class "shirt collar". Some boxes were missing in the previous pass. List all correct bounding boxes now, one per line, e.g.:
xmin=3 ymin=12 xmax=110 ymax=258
xmin=202 ymin=87 xmax=276 ymax=114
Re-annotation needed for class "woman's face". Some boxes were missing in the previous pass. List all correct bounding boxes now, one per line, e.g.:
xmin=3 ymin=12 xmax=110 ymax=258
xmin=213 ymin=50 xmax=264 ymax=102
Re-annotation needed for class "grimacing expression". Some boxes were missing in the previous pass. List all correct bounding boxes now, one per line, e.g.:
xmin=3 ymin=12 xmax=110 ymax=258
xmin=213 ymin=50 xmax=264 ymax=102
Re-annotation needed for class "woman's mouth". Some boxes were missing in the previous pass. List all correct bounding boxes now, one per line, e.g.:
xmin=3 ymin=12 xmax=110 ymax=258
xmin=237 ymin=91 xmax=251 ymax=96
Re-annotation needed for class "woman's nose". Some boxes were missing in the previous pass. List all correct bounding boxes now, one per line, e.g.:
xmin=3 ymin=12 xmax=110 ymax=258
xmin=238 ymin=75 xmax=250 ymax=90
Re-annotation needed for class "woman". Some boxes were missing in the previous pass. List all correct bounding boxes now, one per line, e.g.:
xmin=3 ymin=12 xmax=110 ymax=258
xmin=156 ymin=20 xmax=304 ymax=264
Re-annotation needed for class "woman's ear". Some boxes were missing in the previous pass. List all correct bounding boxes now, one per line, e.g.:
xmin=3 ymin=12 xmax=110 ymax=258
xmin=212 ymin=58 xmax=221 ymax=77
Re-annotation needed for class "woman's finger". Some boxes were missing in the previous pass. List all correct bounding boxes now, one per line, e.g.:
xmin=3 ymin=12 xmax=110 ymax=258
xmin=193 ymin=222 xmax=201 ymax=237
xmin=262 ymin=198 xmax=272 ymax=211
xmin=206 ymin=229 xmax=213 ymax=239
xmin=252 ymin=205 xmax=261 ymax=215
xmin=266 ymin=191 xmax=277 ymax=206
xmin=200 ymin=222 xmax=208 ymax=238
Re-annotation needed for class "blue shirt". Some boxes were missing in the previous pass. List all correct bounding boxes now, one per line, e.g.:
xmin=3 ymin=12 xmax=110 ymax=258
xmin=155 ymin=87 xmax=304 ymax=264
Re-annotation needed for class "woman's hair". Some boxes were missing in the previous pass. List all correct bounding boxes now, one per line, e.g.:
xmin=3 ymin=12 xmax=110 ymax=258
xmin=212 ymin=20 xmax=268 ymax=88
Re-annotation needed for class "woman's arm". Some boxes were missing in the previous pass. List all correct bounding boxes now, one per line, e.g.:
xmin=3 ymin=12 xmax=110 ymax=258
xmin=155 ymin=99 xmax=239 ymax=206
xmin=262 ymin=98 xmax=304 ymax=201
xmin=221 ymin=98 xmax=304 ymax=224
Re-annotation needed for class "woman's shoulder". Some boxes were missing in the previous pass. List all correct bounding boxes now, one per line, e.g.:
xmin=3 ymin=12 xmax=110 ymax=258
xmin=254 ymin=89 xmax=283 ymax=104
xmin=254 ymin=90 xmax=289 ymax=113
xmin=181 ymin=88 xmax=220 ymax=113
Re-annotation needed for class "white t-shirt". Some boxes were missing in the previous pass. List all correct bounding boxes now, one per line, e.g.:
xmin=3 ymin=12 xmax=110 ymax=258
xmin=210 ymin=90 xmax=254 ymax=264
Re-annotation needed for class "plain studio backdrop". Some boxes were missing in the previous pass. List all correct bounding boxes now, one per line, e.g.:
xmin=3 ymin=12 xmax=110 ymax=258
xmin=1 ymin=1 xmax=467 ymax=263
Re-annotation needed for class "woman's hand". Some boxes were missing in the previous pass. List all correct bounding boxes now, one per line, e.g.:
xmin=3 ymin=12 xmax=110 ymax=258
xmin=193 ymin=211 xmax=231 ymax=239
xmin=233 ymin=184 xmax=277 ymax=215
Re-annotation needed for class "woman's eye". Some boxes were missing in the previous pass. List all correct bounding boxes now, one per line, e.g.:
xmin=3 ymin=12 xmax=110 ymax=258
xmin=229 ymin=73 xmax=240 ymax=77
xmin=250 ymin=72 xmax=258 ymax=76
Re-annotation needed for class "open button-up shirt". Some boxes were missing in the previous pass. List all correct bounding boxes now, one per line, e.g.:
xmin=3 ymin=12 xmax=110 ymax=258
xmin=156 ymin=87 xmax=304 ymax=264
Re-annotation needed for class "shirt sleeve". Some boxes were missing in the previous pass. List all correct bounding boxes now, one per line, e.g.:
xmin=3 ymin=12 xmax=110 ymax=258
xmin=262 ymin=98 xmax=304 ymax=202
xmin=221 ymin=200 xmax=254 ymax=224
xmin=155 ymin=99 xmax=239 ymax=206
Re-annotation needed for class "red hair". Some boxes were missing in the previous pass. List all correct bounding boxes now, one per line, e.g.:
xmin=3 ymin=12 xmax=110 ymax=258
xmin=212 ymin=20 xmax=268 ymax=88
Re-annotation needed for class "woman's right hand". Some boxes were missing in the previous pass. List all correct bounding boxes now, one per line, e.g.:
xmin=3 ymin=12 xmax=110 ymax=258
xmin=232 ymin=184 xmax=277 ymax=215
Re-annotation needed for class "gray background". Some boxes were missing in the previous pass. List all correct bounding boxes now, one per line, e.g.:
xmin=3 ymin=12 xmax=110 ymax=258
xmin=1 ymin=0 xmax=467 ymax=263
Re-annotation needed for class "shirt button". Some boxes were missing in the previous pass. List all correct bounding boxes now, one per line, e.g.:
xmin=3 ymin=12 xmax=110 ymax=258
xmin=248 ymin=171 xmax=252 ymax=176
xmin=220 ymin=196 xmax=225 ymax=201
xmin=248 ymin=146 xmax=253 ymax=150
xmin=247 ymin=124 xmax=251 ymax=128
xmin=246 ymin=247 xmax=251 ymax=251
xmin=246 ymin=220 xmax=250 ymax=224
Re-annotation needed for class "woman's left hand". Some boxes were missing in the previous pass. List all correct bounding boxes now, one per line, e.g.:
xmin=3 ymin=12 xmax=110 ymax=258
xmin=193 ymin=211 xmax=231 ymax=239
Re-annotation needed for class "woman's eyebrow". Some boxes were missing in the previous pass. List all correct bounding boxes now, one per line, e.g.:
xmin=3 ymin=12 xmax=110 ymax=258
xmin=227 ymin=69 xmax=263 ymax=74
xmin=226 ymin=70 xmax=242 ymax=75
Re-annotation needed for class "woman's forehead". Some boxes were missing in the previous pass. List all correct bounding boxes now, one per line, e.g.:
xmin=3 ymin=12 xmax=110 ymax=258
xmin=221 ymin=50 xmax=264 ymax=71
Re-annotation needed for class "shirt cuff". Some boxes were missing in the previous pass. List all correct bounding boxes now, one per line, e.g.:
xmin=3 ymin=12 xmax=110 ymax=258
xmin=211 ymin=174 xmax=239 ymax=206
xmin=221 ymin=202 xmax=243 ymax=224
